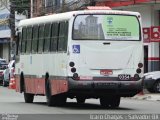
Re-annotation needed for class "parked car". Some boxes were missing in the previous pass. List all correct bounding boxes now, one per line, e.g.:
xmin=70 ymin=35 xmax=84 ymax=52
xmin=3 ymin=60 xmax=15 ymax=87
xmin=144 ymin=71 xmax=160 ymax=93
xmin=0 ymin=58 xmax=8 ymax=85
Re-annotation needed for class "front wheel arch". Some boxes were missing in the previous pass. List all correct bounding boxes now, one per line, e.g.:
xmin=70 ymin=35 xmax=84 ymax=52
xmin=20 ymin=72 xmax=24 ymax=93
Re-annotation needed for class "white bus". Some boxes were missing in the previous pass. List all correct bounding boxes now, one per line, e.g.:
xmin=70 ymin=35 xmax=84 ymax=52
xmin=15 ymin=7 xmax=144 ymax=107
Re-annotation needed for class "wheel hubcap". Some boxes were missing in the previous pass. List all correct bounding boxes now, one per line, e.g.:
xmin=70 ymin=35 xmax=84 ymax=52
xmin=156 ymin=82 xmax=160 ymax=92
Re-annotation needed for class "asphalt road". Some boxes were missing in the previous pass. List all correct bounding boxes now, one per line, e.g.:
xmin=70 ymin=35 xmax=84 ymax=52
xmin=1 ymin=86 xmax=160 ymax=120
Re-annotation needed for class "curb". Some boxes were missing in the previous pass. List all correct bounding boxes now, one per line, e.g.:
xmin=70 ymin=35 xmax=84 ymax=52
xmin=131 ymin=94 xmax=160 ymax=101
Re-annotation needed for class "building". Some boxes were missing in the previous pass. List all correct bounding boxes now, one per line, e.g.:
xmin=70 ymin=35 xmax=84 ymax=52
xmin=31 ymin=0 xmax=90 ymax=17
xmin=31 ymin=0 xmax=61 ymax=17
xmin=0 ymin=0 xmax=26 ymax=62
xmin=0 ymin=0 xmax=10 ymax=62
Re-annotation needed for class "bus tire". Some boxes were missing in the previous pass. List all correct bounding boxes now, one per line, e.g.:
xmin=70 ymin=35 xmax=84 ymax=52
xmin=53 ymin=94 xmax=67 ymax=106
xmin=76 ymin=97 xmax=86 ymax=104
xmin=110 ymin=96 xmax=121 ymax=108
xmin=20 ymin=73 xmax=24 ymax=93
xmin=100 ymin=97 xmax=109 ymax=107
xmin=100 ymin=96 xmax=120 ymax=108
xmin=23 ymin=79 xmax=34 ymax=103
xmin=45 ymin=78 xmax=67 ymax=106
xmin=24 ymin=93 xmax=34 ymax=103
xmin=45 ymin=79 xmax=54 ymax=106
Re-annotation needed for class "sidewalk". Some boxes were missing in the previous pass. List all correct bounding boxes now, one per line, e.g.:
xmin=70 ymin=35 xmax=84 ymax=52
xmin=131 ymin=89 xmax=160 ymax=101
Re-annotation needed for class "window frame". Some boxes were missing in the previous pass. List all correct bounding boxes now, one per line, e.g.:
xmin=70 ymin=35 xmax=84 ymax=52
xmin=44 ymin=23 xmax=51 ymax=52
xmin=58 ymin=21 xmax=69 ymax=52
xmin=32 ymin=25 xmax=39 ymax=53
xmin=38 ymin=24 xmax=45 ymax=53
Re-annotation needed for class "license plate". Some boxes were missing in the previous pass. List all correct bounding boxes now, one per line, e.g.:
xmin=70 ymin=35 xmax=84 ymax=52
xmin=118 ymin=74 xmax=131 ymax=80
xmin=100 ymin=69 xmax=113 ymax=76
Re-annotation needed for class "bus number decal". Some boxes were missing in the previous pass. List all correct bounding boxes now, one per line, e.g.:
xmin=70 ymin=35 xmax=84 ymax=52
xmin=72 ymin=45 xmax=80 ymax=53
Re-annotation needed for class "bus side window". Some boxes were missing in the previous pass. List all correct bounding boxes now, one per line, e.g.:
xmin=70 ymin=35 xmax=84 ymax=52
xmin=16 ymin=32 xmax=21 ymax=55
xmin=21 ymin=27 xmax=27 ymax=53
xmin=26 ymin=26 xmax=32 ymax=53
xmin=58 ymin=21 xmax=68 ymax=52
xmin=44 ymin=23 xmax=51 ymax=52
xmin=50 ymin=22 xmax=59 ymax=52
xmin=38 ymin=24 xmax=44 ymax=53
xmin=32 ymin=25 xmax=39 ymax=53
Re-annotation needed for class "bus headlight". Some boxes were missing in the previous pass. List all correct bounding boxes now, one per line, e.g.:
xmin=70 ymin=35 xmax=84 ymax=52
xmin=138 ymin=63 xmax=143 ymax=68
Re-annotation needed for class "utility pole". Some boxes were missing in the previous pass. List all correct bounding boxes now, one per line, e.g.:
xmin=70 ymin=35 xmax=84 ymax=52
xmin=62 ymin=0 xmax=66 ymax=12
xmin=9 ymin=0 xmax=16 ymax=60
xmin=30 ymin=0 xmax=33 ymax=18
xmin=10 ymin=0 xmax=15 ymax=41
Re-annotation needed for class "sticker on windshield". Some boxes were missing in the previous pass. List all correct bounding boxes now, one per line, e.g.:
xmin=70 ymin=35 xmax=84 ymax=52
xmin=72 ymin=45 xmax=80 ymax=53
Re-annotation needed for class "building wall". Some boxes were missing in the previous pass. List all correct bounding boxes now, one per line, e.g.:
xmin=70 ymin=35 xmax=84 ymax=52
xmin=3 ymin=43 xmax=9 ymax=62
xmin=115 ymin=5 xmax=160 ymax=72
xmin=32 ymin=0 xmax=61 ymax=17
xmin=0 ymin=0 xmax=10 ymax=62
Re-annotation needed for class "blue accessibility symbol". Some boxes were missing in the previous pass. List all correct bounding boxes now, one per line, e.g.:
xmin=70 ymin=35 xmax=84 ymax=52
xmin=72 ymin=45 xmax=80 ymax=53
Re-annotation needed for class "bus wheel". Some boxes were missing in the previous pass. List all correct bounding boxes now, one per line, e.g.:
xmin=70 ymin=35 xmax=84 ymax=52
xmin=24 ymin=93 xmax=34 ymax=103
xmin=110 ymin=96 xmax=121 ymax=108
xmin=45 ymin=80 xmax=67 ymax=106
xmin=100 ymin=97 xmax=109 ymax=107
xmin=52 ymin=94 xmax=67 ymax=106
xmin=100 ymin=96 xmax=120 ymax=108
xmin=45 ymin=80 xmax=54 ymax=106
xmin=23 ymin=81 xmax=34 ymax=103
xmin=76 ymin=97 xmax=86 ymax=104
xmin=20 ymin=73 xmax=24 ymax=93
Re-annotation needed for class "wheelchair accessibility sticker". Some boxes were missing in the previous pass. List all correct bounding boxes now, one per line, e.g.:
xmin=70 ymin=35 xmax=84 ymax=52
xmin=72 ymin=45 xmax=80 ymax=53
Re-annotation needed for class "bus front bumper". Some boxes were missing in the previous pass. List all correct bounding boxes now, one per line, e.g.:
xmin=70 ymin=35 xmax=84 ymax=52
xmin=68 ymin=78 xmax=143 ymax=97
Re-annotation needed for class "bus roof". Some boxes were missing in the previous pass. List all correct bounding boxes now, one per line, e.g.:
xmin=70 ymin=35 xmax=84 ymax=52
xmin=18 ymin=10 xmax=140 ymax=27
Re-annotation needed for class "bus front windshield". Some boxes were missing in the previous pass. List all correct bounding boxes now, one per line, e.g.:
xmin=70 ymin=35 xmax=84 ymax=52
xmin=73 ymin=14 xmax=140 ymax=41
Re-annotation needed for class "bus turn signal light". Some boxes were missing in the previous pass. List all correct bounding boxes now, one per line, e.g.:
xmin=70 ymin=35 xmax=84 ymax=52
xmin=136 ymin=68 xmax=141 ymax=74
xmin=69 ymin=62 xmax=75 ymax=67
xmin=73 ymin=73 xmax=79 ymax=80
xmin=71 ymin=67 xmax=76 ymax=73
xmin=138 ymin=63 xmax=143 ymax=68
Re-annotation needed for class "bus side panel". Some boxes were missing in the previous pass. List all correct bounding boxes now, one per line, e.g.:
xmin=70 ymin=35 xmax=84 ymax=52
xmin=35 ymin=78 xmax=45 ymax=94
xmin=24 ymin=78 xmax=45 ymax=95
xmin=25 ymin=78 xmax=36 ymax=94
xmin=15 ymin=75 xmax=20 ymax=92
xmin=50 ymin=79 xmax=68 ymax=95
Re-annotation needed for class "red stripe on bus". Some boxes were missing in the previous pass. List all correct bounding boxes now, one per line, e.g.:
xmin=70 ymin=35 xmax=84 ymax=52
xmin=25 ymin=78 xmax=36 ymax=94
xmin=147 ymin=57 xmax=160 ymax=61
xmin=50 ymin=80 xmax=68 ymax=95
xmin=25 ymin=78 xmax=45 ymax=95
xmin=15 ymin=76 xmax=20 ymax=92
xmin=15 ymin=76 xmax=68 ymax=95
